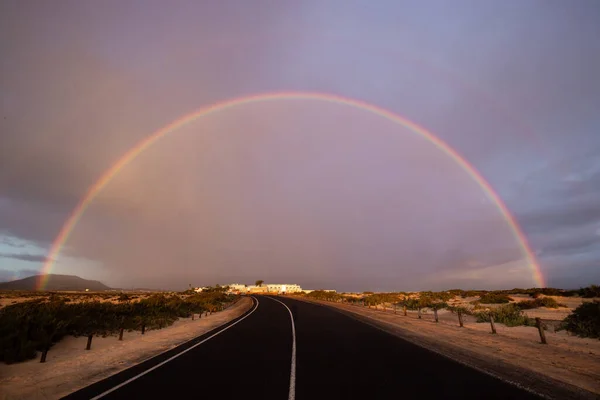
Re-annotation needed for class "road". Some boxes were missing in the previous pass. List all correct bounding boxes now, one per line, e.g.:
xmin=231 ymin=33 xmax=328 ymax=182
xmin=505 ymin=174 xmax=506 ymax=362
xmin=64 ymin=296 xmax=541 ymax=400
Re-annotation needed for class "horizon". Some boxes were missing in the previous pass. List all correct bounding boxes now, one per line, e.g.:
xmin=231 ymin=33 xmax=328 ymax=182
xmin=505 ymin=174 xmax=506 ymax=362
xmin=0 ymin=273 xmax=595 ymax=294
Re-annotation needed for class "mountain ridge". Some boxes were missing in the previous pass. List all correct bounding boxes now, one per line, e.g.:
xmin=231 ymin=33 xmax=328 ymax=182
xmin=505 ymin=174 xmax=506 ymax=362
xmin=0 ymin=274 xmax=111 ymax=291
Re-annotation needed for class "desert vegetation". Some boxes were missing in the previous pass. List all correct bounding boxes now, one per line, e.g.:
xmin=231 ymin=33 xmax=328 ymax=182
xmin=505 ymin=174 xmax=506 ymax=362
xmin=300 ymin=285 xmax=599 ymax=336
xmin=478 ymin=292 xmax=513 ymax=304
xmin=514 ymin=297 xmax=566 ymax=309
xmin=0 ymin=289 xmax=237 ymax=364
xmin=475 ymin=303 xmax=534 ymax=327
xmin=559 ymin=301 xmax=600 ymax=339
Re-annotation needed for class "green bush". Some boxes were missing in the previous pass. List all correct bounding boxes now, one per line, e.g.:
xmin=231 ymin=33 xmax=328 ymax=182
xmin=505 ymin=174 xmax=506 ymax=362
xmin=561 ymin=301 xmax=600 ymax=339
xmin=476 ymin=304 xmax=533 ymax=327
xmin=479 ymin=293 xmax=512 ymax=304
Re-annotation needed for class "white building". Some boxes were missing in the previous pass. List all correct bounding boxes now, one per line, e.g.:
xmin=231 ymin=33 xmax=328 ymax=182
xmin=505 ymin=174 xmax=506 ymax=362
xmin=227 ymin=284 xmax=248 ymax=293
xmin=266 ymin=284 xmax=302 ymax=294
xmin=217 ymin=282 xmax=304 ymax=294
xmin=246 ymin=285 xmax=268 ymax=293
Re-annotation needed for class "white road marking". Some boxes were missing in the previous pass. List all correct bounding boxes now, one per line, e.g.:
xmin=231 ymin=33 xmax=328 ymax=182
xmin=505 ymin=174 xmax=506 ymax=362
xmin=267 ymin=297 xmax=297 ymax=400
xmin=90 ymin=297 xmax=259 ymax=400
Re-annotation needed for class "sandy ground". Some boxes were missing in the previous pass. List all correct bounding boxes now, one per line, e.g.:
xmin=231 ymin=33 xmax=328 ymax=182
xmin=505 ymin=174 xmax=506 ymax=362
xmin=0 ymin=298 xmax=27 ymax=308
xmin=303 ymin=298 xmax=600 ymax=397
xmin=0 ymin=297 xmax=252 ymax=400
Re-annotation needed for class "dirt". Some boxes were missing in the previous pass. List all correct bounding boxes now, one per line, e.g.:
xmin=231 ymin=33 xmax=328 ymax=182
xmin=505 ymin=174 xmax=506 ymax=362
xmin=0 ymin=297 xmax=253 ymax=400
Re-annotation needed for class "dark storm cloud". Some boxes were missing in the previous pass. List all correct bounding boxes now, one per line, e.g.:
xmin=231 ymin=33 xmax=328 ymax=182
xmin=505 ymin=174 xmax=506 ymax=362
xmin=0 ymin=268 xmax=40 ymax=282
xmin=517 ymin=195 xmax=600 ymax=234
xmin=513 ymin=150 xmax=600 ymax=237
xmin=0 ymin=236 xmax=26 ymax=248
xmin=512 ymin=151 xmax=600 ymax=284
xmin=0 ymin=253 xmax=50 ymax=263
xmin=540 ymin=234 xmax=599 ymax=258
xmin=0 ymin=0 xmax=599 ymax=290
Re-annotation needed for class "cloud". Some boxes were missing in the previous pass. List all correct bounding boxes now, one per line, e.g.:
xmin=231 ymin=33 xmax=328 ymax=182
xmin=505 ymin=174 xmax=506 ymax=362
xmin=537 ymin=225 xmax=600 ymax=257
xmin=0 ymin=253 xmax=51 ymax=263
xmin=0 ymin=236 xmax=26 ymax=248
xmin=518 ymin=199 xmax=600 ymax=234
xmin=425 ymin=258 xmax=538 ymax=290
xmin=0 ymin=268 xmax=40 ymax=282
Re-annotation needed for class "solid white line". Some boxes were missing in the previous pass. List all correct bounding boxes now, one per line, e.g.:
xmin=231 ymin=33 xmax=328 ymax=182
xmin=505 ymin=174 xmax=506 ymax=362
xmin=90 ymin=297 xmax=259 ymax=400
xmin=267 ymin=297 xmax=297 ymax=400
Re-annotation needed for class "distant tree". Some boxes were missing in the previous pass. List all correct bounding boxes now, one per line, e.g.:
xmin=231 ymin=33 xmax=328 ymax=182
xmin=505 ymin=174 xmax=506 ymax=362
xmin=578 ymin=285 xmax=600 ymax=298
xmin=255 ymin=280 xmax=264 ymax=287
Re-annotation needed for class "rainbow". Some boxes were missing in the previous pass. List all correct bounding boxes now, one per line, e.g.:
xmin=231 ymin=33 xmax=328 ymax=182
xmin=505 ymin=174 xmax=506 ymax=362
xmin=38 ymin=91 xmax=545 ymax=289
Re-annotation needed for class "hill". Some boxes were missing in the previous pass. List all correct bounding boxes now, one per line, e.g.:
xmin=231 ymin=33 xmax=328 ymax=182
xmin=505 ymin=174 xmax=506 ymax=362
xmin=0 ymin=274 xmax=111 ymax=291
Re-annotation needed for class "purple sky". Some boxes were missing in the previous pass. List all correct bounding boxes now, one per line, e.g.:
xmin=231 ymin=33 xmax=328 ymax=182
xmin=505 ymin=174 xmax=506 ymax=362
xmin=1 ymin=1 xmax=599 ymax=291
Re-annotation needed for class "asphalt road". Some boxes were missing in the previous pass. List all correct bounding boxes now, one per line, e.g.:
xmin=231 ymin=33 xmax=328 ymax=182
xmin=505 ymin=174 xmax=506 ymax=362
xmin=64 ymin=296 xmax=541 ymax=400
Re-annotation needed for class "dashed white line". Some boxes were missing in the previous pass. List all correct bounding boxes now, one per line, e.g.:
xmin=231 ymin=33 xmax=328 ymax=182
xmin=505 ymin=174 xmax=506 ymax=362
xmin=90 ymin=296 xmax=259 ymax=400
xmin=267 ymin=297 xmax=297 ymax=400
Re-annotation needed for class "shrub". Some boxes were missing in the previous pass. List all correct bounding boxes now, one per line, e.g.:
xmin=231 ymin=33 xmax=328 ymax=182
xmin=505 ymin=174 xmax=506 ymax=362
xmin=578 ymin=285 xmax=600 ymax=298
xmin=306 ymin=290 xmax=342 ymax=302
xmin=362 ymin=293 xmax=401 ymax=307
xmin=516 ymin=297 xmax=565 ymax=310
xmin=117 ymin=293 xmax=131 ymax=302
xmin=464 ymin=290 xmax=488 ymax=298
xmin=446 ymin=305 xmax=473 ymax=316
xmin=476 ymin=304 xmax=533 ymax=327
xmin=479 ymin=293 xmax=512 ymax=304
xmin=561 ymin=301 xmax=600 ymax=339
xmin=418 ymin=291 xmax=453 ymax=303
xmin=447 ymin=289 xmax=466 ymax=297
